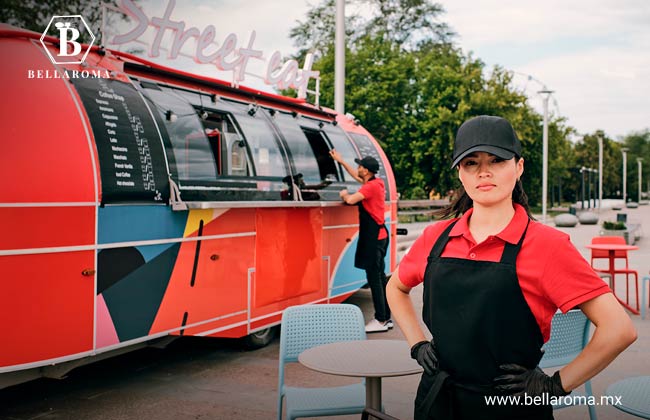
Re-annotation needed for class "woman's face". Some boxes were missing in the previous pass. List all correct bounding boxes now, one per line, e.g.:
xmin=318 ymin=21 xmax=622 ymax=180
xmin=457 ymin=152 xmax=524 ymax=206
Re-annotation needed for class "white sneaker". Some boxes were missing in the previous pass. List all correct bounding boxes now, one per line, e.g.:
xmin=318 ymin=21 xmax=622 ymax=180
xmin=365 ymin=319 xmax=389 ymax=333
xmin=385 ymin=319 xmax=394 ymax=329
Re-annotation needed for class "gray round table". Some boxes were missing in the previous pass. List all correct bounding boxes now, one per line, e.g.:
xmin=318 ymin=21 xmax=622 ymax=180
xmin=605 ymin=376 xmax=650 ymax=419
xmin=298 ymin=339 xmax=423 ymax=411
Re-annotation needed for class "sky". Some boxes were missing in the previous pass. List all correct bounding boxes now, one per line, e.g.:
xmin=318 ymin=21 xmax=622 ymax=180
xmin=104 ymin=0 xmax=650 ymax=140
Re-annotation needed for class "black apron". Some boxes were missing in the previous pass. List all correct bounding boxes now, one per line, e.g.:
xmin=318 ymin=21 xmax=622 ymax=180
xmin=354 ymin=178 xmax=387 ymax=270
xmin=414 ymin=219 xmax=551 ymax=420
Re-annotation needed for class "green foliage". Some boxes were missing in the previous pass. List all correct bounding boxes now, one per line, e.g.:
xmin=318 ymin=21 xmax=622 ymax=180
xmin=621 ymin=129 xmax=650 ymax=201
xmin=402 ymin=186 xmax=428 ymax=200
xmin=602 ymin=221 xmax=626 ymax=230
xmin=290 ymin=0 xmax=647 ymax=202
xmin=0 ymin=0 xmax=133 ymax=44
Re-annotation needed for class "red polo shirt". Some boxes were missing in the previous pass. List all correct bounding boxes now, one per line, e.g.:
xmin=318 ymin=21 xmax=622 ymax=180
xmin=359 ymin=177 xmax=388 ymax=240
xmin=398 ymin=203 xmax=610 ymax=341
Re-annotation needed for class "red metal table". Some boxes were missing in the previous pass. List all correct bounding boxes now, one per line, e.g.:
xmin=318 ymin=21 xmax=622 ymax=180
xmin=585 ymin=243 xmax=640 ymax=315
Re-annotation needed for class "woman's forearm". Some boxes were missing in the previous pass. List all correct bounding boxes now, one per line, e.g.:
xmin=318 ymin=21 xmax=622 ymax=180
xmin=559 ymin=293 xmax=637 ymax=391
xmin=387 ymin=273 xmax=428 ymax=346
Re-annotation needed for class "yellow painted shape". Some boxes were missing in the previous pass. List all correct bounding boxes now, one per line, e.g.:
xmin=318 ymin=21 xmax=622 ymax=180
xmin=183 ymin=209 xmax=229 ymax=237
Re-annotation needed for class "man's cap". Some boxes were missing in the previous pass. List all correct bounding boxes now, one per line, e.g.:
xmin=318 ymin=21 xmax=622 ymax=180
xmin=354 ymin=156 xmax=380 ymax=173
xmin=451 ymin=115 xmax=522 ymax=168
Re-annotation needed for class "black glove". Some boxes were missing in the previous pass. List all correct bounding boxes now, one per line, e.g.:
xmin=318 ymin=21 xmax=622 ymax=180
xmin=410 ymin=340 xmax=438 ymax=376
xmin=493 ymin=364 xmax=570 ymax=397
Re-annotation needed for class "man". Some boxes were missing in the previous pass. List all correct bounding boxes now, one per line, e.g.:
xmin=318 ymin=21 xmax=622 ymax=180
xmin=329 ymin=150 xmax=392 ymax=332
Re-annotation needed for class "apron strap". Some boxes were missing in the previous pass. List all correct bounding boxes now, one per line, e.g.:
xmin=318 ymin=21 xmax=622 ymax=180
xmin=427 ymin=220 xmax=458 ymax=260
xmin=499 ymin=218 xmax=530 ymax=265
xmin=415 ymin=370 xmax=451 ymax=420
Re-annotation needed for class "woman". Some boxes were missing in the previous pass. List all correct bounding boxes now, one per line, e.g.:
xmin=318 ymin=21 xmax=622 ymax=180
xmin=387 ymin=115 xmax=637 ymax=420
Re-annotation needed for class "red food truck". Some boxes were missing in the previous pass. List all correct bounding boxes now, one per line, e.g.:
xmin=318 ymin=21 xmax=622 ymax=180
xmin=0 ymin=24 xmax=398 ymax=388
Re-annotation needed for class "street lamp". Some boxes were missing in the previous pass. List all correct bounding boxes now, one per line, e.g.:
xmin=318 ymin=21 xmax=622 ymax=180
xmin=587 ymin=168 xmax=591 ymax=209
xmin=592 ymin=168 xmax=599 ymax=208
xmin=580 ymin=166 xmax=586 ymax=209
xmin=539 ymin=89 xmax=554 ymax=222
xmin=334 ymin=0 xmax=345 ymax=113
xmin=638 ymin=158 xmax=644 ymax=203
xmin=597 ymin=134 xmax=603 ymax=210
xmin=621 ymin=148 xmax=629 ymax=204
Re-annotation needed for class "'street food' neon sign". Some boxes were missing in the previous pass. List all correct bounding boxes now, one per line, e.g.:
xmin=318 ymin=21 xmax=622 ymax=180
xmin=109 ymin=0 xmax=319 ymax=98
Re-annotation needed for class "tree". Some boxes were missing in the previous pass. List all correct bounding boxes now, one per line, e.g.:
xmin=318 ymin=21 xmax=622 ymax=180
xmin=289 ymin=0 xmax=358 ymax=60
xmin=0 ymin=0 xmax=132 ymax=44
xmin=354 ymin=0 xmax=453 ymax=50
xmin=620 ymin=129 xmax=650 ymax=201
xmin=290 ymin=0 xmax=453 ymax=61
xmin=289 ymin=0 xmax=572 ymax=202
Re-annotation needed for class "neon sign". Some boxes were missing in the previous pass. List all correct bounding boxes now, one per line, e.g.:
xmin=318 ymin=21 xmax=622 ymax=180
xmin=108 ymin=0 xmax=319 ymax=99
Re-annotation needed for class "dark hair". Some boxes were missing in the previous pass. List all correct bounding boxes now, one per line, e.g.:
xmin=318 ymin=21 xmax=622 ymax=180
xmin=435 ymin=158 xmax=534 ymax=220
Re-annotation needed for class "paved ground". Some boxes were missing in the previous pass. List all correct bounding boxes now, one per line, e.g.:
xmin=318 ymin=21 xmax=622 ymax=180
xmin=1 ymin=202 xmax=648 ymax=420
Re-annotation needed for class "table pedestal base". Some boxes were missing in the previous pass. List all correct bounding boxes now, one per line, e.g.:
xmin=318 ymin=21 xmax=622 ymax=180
xmin=366 ymin=377 xmax=382 ymax=411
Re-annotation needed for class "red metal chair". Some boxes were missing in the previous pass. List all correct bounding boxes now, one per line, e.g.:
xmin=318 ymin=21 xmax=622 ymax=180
xmin=589 ymin=236 xmax=639 ymax=311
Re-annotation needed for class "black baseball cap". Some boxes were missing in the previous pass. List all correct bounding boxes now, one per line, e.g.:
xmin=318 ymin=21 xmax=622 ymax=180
xmin=451 ymin=115 xmax=522 ymax=168
xmin=354 ymin=156 xmax=380 ymax=173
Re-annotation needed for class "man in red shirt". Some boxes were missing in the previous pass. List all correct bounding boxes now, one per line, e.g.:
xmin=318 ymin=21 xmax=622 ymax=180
xmin=330 ymin=150 xmax=391 ymax=332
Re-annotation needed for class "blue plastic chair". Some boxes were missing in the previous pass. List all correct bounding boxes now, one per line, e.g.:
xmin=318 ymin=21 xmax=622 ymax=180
xmin=277 ymin=304 xmax=367 ymax=420
xmin=540 ymin=309 xmax=597 ymax=420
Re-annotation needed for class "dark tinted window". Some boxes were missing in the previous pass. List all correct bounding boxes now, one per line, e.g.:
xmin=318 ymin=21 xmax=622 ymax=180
xmin=143 ymin=86 xmax=217 ymax=181
xmin=199 ymin=111 xmax=251 ymax=176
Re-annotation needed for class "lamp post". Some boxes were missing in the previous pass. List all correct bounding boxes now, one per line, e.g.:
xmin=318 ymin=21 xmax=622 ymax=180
xmin=580 ymin=166 xmax=586 ymax=209
xmin=597 ymin=134 xmax=603 ymax=210
xmin=592 ymin=168 xmax=600 ymax=209
xmin=334 ymin=0 xmax=345 ymax=113
xmin=539 ymin=89 xmax=554 ymax=222
xmin=586 ymin=168 xmax=592 ymax=208
xmin=638 ymin=158 xmax=644 ymax=202
xmin=621 ymin=148 xmax=629 ymax=204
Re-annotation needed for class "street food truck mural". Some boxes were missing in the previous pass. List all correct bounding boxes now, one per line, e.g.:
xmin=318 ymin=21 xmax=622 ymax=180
xmin=0 ymin=21 xmax=398 ymax=388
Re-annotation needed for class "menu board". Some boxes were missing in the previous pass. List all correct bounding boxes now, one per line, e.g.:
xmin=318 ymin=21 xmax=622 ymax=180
xmin=72 ymin=78 xmax=169 ymax=203
xmin=348 ymin=132 xmax=389 ymax=199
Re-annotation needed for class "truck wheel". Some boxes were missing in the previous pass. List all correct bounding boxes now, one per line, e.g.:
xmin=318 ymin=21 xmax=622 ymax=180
xmin=242 ymin=327 xmax=276 ymax=349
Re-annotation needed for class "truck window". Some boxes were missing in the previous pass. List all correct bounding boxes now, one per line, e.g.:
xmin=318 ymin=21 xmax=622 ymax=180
xmin=271 ymin=111 xmax=331 ymax=185
xmin=301 ymin=128 xmax=339 ymax=184
xmin=227 ymin=104 xmax=288 ymax=178
xmin=199 ymin=111 xmax=252 ymax=177
xmin=142 ymin=86 xmax=218 ymax=181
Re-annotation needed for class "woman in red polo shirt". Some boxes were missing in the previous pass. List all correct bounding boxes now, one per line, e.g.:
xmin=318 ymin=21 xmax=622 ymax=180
xmin=387 ymin=115 xmax=637 ymax=420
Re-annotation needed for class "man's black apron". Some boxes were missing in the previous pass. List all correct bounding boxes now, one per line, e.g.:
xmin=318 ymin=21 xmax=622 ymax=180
xmin=414 ymin=219 xmax=551 ymax=420
xmin=354 ymin=178 xmax=387 ymax=270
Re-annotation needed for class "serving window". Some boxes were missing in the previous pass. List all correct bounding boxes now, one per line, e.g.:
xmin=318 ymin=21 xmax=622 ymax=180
xmin=142 ymin=85 xmax=218 ymax=182
xmin=301 ymin=128 xmax=339 ymax=183
xmin=226 ymin=104 xmax=288 ymax=178
xmin=199 ymin=111 xmax=251 ymax=177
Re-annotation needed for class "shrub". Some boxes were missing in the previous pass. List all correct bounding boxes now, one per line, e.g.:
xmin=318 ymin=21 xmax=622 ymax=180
xmin=602 ymin=221 xmax=626 ymax=230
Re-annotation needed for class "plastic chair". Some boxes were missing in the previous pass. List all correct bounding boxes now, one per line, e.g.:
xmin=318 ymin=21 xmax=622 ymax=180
xmin=540 ymin=310 xmax=597 ymax=420
xmin=277 ymin=304 xmax=367 ymax=420
xmin=589 ymin=236 xmax=639 ymax=311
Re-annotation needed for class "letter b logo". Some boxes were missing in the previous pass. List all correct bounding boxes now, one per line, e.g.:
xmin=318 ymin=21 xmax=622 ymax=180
xmin=55 ymin=22 xmax=82 ymax=56
xmin=40 ymin=15 xmax=96 ymax=64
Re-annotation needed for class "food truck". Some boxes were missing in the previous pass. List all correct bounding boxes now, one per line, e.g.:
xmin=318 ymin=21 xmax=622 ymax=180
xmin=0 ymin=23 xmax=398 ymax=388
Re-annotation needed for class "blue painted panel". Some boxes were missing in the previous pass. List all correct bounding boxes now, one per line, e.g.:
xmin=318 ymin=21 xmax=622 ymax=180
xmin=331 ymin=235 xmax=367 ymax=297
xmin=98 ymin=205 xmax=187 ymax=244
xmin=330 ymin=217 xmax=392 ymax=297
